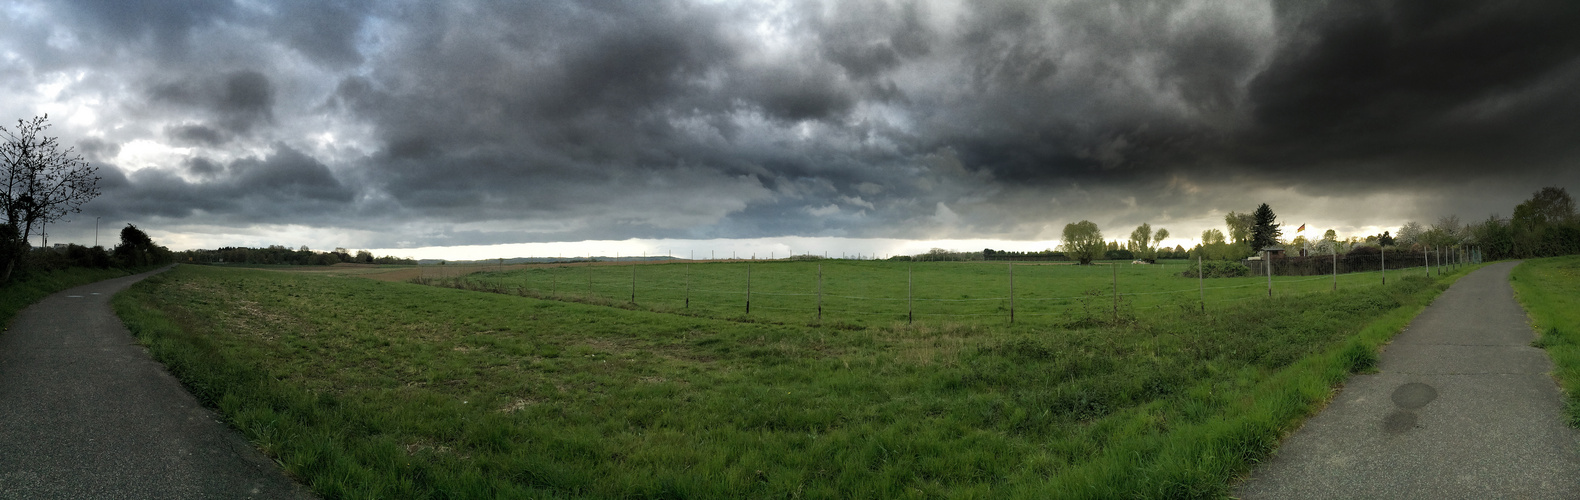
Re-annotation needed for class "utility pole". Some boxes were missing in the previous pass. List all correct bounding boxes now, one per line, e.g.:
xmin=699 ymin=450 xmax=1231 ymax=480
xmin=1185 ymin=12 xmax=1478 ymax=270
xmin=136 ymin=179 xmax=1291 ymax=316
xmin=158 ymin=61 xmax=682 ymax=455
xmin=94 ymin=216 xmax=100 ymax=247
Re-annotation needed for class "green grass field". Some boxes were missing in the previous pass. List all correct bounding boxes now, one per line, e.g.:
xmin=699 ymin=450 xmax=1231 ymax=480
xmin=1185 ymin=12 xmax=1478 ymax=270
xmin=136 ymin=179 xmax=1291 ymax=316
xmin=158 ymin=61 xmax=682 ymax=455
xmin=110 ymin=261 xmax=1484 ymax=498
xmin=1511 ymin=255 xmax=1580 ymax=426
xmin=427 ymin=259 xmax=1441 ymax=328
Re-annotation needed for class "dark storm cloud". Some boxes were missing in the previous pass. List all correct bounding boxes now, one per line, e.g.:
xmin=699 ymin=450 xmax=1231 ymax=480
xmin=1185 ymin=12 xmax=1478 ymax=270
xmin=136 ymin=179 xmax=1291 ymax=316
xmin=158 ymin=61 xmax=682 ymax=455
xmin=10 ymin=0 xmax=1580 ymax=249
xmin=316 ymin=0 xmax=1580 ymax=241
xmin=1239 ymin=0 xmax=1580 ymax=179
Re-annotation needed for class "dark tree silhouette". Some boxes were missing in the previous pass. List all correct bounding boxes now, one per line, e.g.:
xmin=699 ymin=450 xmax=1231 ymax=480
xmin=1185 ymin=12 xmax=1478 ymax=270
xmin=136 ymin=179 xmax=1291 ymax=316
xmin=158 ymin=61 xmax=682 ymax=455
xmin=1251 ymin=203 xmax=1282 ymax=252
xmin=0 ymin=115 xmax=101 ymax=282
xmin=113 ymin=224 xmax=167 ymax=267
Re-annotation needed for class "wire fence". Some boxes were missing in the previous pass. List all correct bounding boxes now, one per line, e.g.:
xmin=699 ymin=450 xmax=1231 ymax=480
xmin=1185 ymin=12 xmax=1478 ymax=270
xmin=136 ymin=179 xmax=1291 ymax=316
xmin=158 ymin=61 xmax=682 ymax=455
xmin=410 ymin=253 xmax=1480 ymax=327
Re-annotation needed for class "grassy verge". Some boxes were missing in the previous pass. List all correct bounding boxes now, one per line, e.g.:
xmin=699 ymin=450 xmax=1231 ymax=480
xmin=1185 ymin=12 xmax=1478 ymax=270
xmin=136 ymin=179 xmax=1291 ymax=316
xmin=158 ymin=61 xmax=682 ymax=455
xmin=0 ymin=266 xmax=136 ymax=327
xmin=1510 ymin=255 xmax=1580 ymax=426
xmin=114 ymin=263 xmax=1479 ymax=498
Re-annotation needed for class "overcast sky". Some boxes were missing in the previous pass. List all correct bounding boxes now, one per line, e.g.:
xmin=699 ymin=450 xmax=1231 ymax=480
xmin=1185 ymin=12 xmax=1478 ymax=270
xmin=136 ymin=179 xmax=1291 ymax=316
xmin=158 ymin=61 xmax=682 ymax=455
xmin=3 ymin=0 xmax=1578 ymax=258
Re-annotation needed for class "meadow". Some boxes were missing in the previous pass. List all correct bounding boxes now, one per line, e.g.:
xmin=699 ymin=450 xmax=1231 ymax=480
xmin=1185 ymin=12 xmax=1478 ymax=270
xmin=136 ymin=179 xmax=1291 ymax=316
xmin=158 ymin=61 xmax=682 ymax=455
xmin=111 ymin=261 xmax=1481 ymax=498
xmin=422 ymin=259 xmax=1442 ymax=328
xmin=1511 ymin=255 xmax=1580 ymax=426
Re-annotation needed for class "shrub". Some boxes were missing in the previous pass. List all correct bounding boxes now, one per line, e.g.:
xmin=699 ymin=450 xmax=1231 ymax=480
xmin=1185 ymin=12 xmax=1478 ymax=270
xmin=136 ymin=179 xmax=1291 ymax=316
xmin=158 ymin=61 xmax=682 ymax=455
xmin=1104 ymin=249 xmax=1135 ymax=261
xmin=1183 ymin=260 xmax=1251 ymax=278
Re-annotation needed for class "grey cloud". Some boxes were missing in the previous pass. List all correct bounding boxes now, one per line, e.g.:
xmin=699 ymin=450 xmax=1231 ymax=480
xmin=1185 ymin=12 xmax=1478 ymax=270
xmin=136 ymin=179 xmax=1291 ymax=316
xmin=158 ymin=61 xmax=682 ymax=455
xmin=75 ymin=138 xmax=121 ymax=163
xmin=230 ymin=145 xmax=353 ymax=202
xmin=266 ymin=0 xmax=372 ymax=68
xmin=183 ymin=157 xmax=223 ymax=179
xmin=166 ymin=124 xmax=228 ymax=147
xmin=57 ymin=0 xmax=237 ymax=57
xmin=90 ymin=144 xmax=353 ymax=222
xmin=148 ymin=70 xmax=276 ymax=134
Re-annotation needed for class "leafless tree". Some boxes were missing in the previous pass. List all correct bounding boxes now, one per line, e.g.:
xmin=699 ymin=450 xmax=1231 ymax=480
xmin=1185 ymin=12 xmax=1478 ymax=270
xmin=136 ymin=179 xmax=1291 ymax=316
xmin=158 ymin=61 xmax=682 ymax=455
xmin=0 ymin=115 xmax=102 ymax=281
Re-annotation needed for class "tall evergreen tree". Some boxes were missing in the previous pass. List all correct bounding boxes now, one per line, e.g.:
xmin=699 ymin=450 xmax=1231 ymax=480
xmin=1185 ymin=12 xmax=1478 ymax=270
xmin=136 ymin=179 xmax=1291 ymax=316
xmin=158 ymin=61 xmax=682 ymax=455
xmin=1251 ymin=203 xmax=1282 ymax=252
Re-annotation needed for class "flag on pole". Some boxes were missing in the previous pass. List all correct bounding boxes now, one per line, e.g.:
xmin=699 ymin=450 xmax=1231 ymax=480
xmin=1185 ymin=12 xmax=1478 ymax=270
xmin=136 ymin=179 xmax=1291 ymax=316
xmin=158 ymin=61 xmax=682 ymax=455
xmin=1297 ymin=223 xmax=1306 ymax=232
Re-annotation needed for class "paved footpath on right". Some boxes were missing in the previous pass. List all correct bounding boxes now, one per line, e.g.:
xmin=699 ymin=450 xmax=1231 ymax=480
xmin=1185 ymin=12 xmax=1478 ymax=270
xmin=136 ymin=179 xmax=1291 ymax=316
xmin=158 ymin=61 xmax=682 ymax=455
xmin=1237 ymin=261 xmax=1580 ymax=499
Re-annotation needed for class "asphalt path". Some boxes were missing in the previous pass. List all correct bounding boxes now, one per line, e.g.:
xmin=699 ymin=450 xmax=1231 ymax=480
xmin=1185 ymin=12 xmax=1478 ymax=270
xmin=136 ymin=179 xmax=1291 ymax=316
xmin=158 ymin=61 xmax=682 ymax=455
xmin=1236 ymin=261 xmax=1580 ymax=499
xmin=0 ymin=266 xmax=313 ymax=499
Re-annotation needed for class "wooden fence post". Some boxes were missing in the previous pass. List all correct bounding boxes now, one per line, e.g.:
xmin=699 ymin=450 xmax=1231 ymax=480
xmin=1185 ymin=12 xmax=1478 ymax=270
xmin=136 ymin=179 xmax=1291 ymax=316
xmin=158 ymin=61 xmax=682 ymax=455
xmin=1008 ymin=262 xmax=1015 ymax=324
xmin=1112 ymin=263 xmax=1119 ymax=322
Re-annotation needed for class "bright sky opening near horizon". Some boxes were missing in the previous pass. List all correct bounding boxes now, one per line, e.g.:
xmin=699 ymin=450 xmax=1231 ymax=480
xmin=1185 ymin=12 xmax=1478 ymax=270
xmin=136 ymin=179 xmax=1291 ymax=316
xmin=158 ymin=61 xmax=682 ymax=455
xmin=3 ymin=1 xmax=1578 ymax=261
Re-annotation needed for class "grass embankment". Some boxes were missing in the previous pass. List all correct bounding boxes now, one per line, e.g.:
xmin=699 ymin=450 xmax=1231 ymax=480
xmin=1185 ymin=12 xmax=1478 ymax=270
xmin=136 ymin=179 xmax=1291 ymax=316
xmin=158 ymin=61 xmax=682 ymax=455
xmin=431 ymin=260 xmax=1423 ymax=329
xmin=1511 ymin=255 xmax=1580 ymax=426
xmin=115 ymin=263 xmax=1476 ymax=498
xmin=0 ymin=266 xmax=137 ymax=327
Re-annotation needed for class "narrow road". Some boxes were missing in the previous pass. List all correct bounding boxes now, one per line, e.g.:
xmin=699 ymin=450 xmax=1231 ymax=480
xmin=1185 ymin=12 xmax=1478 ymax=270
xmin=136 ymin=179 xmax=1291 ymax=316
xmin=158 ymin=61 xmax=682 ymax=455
xmin=0 ymin=267 xmax=312 ymax=499
xmin=1236 ymin=261 xmax=1580 ymax=498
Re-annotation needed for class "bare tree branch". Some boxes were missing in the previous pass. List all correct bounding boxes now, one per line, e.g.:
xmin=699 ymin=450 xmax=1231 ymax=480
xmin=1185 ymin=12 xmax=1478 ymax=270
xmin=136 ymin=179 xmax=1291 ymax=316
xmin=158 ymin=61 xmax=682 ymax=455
xmin=0 ymin=114 xmax=102 ymax=281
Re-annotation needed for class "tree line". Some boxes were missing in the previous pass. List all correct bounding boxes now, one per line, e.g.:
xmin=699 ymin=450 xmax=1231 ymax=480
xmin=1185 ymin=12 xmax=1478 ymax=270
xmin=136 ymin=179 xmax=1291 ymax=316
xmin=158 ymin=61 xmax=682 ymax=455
xmin=1056 ymin=186 xmax=1579 ymax=267
xmin=0 ymin=223 xmax=175 ymax=280
xmin=177 ymin=246 xmax=417 ymax=266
